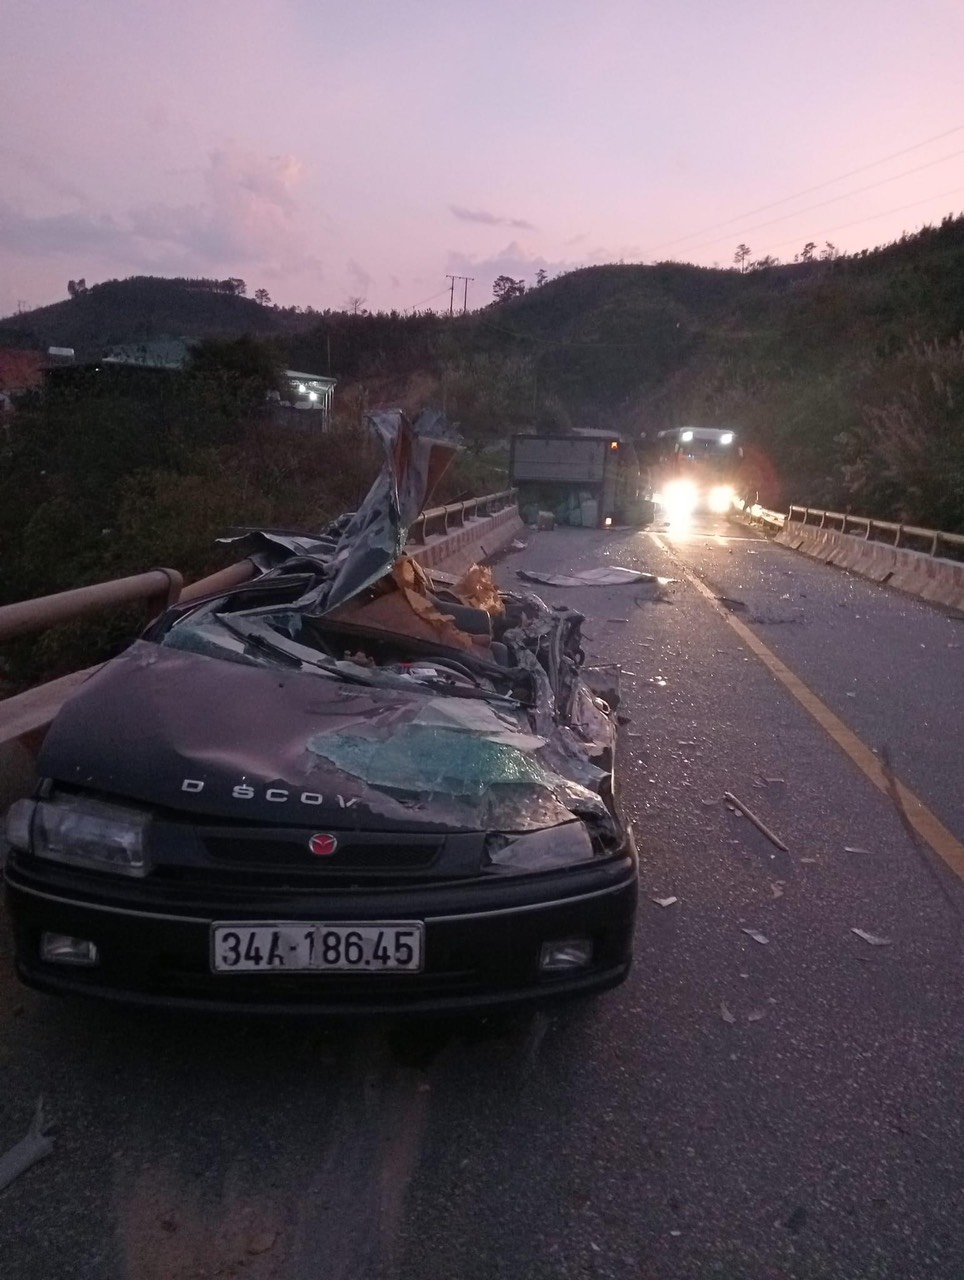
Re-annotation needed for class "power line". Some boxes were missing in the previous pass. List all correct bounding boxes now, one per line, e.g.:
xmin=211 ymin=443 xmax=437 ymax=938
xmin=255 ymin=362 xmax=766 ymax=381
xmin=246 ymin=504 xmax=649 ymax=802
xmin=763 ymin=184 xmax=964 ymax=254
xmin=648 ymin=123 xmax=964 ymax=253
xmin=406 ymin=286 xmax=450 ymax=313
xmin=684 ymin=146 xmax=964 ymax=255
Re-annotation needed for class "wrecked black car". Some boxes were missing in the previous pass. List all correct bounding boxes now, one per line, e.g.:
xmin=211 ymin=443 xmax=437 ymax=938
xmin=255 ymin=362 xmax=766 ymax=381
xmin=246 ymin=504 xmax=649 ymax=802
xmin=4 ymin=411 xmax=638 ymax=1015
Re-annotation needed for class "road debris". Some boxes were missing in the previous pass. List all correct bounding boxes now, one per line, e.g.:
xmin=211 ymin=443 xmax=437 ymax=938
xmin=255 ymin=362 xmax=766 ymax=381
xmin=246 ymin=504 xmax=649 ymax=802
xmin=851 ymin=928 xmax=893 ymax=946
xmin=652 ymin=896 xmax=678 ymax=908
xmin=741 ymin=928 xmax=769 ymax=945
xmin=516 ymin=567 xmax=670 ymax=588
xmin=723 ymin=791 xmax=789 ymax=852
xmin=720 ymin=1001 xmax=737 ymax=1024
xmin=770 ymin=881 xmax=785 ymax=898
xmin=717 ymin=596 xmax=747 ymax=613
xmin=747 ymin=1009 xmax=768 ymax=1023
xmin=0 ymin=1098 xmax=54 ymax=1193
xmin=606 ymin=617 xmax=630 ymax=623
xmin=800 ymin=857 xmax=819 ymax=864
xmin=509 ymin=539 xmax=528 ymax=552
xmin=845 ymin=846 xmax=876 ymax=855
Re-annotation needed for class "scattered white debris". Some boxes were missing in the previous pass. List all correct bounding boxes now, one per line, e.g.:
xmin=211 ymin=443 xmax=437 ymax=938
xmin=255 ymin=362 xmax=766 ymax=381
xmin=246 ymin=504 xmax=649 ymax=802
xmin=742 ymin=928 xmax=769 ymax=945
xmin=844 ymin=846 xmax=875 ymax=855
xmin=770 ymin=882 xmax=785 ymax=899
xmin=652 ymin=896 xmax=678 ymax=908
xmin=746 ymin=1009 xmax=767 ymax=1023
xmin=720 ymin=1001 xmax=737 ymax=1024
xmin=851 ymin=928 xmax=893 ymax=946
xmin=800 ymin=857 xmax=819 ymax=864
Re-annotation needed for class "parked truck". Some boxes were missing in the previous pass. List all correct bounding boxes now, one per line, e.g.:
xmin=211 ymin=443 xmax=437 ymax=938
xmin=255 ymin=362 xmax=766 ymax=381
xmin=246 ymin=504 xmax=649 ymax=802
xmin=510 ymin=432 xmax=654 ymax=528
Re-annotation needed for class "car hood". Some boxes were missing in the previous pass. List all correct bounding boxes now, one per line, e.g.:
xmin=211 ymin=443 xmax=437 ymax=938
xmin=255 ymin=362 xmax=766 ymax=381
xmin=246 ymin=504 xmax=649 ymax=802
xmin=39 ymin=641 xmax=610 ymax=835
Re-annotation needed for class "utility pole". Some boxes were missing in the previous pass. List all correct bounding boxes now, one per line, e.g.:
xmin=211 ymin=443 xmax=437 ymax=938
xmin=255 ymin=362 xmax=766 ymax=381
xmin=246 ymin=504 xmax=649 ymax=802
xmin=445 ymin=275 xmax=473 ymax=316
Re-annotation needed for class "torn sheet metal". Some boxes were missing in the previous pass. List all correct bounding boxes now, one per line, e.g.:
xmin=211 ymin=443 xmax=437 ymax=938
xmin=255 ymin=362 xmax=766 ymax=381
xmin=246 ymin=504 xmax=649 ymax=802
xmin=324 ymin=408 xmax=459 ymax=612
xmin=217 ymin=409 xmax=460 ymax=616
xmin=516 ymin=567 xmax=670 ymax=588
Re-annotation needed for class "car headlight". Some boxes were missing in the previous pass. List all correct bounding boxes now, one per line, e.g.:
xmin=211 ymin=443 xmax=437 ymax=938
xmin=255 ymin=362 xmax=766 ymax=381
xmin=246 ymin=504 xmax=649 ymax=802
xmin=487 ymin=822 xmax=595 ymax=872
xmin=708 ymin=484 xmax=735 ymax=514
xmin=27 ymin=794 xmax=151 ymax=877
xmin=661 ymin=479 xmax=698 ymax=520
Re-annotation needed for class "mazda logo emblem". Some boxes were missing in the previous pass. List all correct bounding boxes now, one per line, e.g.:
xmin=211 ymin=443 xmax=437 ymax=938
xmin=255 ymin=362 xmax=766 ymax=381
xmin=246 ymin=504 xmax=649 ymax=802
xmin=309 ymin=833 xmax=338 ymax=857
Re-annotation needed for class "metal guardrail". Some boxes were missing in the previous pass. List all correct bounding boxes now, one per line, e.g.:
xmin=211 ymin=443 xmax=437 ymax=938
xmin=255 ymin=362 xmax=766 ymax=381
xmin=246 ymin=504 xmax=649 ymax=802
xmin=0 ymin=489 xmax=519 ymax=648
xmin=408 ymin=489 xmax=517 ymax=544
xmin=786 ymin=505 xmax=964 ymax=559
xmin=0 ymin=569 xmax=183 ymax=645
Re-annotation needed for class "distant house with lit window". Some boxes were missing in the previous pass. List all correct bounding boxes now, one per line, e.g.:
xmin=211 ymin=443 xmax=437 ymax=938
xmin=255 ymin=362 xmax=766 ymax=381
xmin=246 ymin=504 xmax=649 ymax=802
xmin=77 ymin=339 xmax=337 ymax=427
xmin=283 ymin=370 xmax=336 ymax=420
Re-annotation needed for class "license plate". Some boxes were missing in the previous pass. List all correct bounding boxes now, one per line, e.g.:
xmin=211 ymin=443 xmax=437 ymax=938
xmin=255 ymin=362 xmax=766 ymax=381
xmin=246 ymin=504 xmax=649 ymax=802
xmin=211 ymin=922 xmax=424 ymax=973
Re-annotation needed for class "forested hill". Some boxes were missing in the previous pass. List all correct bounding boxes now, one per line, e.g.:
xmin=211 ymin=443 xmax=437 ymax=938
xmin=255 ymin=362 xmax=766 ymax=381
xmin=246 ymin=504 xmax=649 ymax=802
xmin=4 ymin=215 xmax=964 ymax=525
xmin=0 ymin=276 xmax=314 ymax=358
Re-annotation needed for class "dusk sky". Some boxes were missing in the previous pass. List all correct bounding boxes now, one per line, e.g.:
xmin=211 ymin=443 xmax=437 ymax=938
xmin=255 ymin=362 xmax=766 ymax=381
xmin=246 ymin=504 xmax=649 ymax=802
xmin=2 ymin=0 xmax=962 ymax=318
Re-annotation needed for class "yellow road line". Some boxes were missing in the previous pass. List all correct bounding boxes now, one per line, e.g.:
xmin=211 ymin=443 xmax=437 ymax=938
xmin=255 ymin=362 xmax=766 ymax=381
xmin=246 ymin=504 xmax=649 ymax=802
xmin=651 ymin=534 xmax=964 ymax=881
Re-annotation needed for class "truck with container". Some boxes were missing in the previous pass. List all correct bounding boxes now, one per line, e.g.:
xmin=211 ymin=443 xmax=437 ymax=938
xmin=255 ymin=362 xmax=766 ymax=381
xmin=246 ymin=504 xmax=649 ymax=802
xmin=509 ymin=431 xmax=654 ymax=528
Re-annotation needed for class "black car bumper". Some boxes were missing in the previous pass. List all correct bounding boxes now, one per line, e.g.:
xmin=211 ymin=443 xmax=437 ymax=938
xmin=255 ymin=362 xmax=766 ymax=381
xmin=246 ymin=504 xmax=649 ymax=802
xmin=4 ymin=855 xmax=637 ymax=1016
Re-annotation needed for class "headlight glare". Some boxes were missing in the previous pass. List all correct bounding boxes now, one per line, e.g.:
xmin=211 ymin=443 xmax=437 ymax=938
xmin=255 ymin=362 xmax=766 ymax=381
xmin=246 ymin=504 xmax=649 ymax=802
xmin=661 ymin=479 xmax=699 ymax=522
xmin=34 ymin=796 xmax=151 ymax=877
xmin=708 ymin=484 xmax=735 ymax=514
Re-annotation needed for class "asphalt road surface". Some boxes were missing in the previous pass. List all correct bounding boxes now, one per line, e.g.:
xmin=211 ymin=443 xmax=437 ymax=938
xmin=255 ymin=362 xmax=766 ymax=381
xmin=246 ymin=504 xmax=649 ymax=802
xmin=1 ymin=516 xmax=962 ymax=1280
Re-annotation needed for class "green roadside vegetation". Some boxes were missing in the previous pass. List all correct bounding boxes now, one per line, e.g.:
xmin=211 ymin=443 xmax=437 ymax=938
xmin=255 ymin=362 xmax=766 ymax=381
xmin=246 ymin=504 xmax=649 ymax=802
xmin=2 ymin=215 xmax=963 ymax=685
